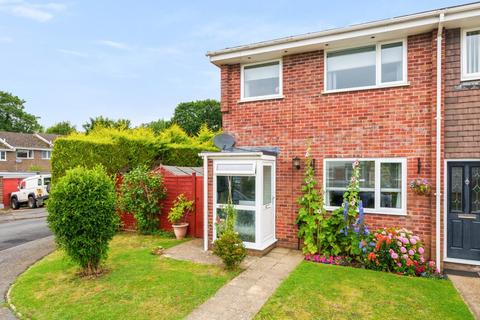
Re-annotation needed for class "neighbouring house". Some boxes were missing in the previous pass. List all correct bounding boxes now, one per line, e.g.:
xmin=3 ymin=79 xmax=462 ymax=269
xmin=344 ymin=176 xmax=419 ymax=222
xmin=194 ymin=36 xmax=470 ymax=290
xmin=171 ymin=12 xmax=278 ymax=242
xmin=202 ymin=2 xmax=480 ymax=270
xmin=0 ymin=131 xmax=58 ymax=174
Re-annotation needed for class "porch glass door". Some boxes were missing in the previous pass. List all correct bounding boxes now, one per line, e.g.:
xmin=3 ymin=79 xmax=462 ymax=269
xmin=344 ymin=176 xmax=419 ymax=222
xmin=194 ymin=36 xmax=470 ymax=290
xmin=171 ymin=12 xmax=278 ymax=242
xmin=447 ymin=162 xmax=480 ymax=261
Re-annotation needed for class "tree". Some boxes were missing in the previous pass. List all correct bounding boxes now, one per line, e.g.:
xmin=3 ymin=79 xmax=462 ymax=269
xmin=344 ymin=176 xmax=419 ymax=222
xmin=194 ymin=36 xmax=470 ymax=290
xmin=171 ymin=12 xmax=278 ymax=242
xmin=141 ymin=118 xmax=171 ymax=135
xmin=171 ymin=99 xmax=221 ymax=136
xmin=47 ymin=166 xmax=118 ymax=276
xmin=82 ymin=116 xmax=131 ymax=133
xmin=0 ymin=91 xmax=43 ymax=133
xmin=46 ymin=121 xmax=77 ymax=135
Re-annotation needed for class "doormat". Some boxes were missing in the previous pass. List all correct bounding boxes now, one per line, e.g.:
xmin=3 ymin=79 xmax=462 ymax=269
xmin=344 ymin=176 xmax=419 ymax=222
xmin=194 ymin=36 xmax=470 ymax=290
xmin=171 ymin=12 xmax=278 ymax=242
xmin=445 ymin=269 xmax=480 ymax=278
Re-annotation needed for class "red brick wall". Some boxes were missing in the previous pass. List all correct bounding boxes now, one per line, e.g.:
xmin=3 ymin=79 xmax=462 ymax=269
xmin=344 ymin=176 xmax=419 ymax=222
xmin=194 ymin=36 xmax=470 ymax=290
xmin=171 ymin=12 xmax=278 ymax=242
xmin=215 ymin=32 xmax=442 ymax=256
xmin=0 ymin=150 xmax=51 ymax=172
xmin=445 ymin=28 xmax=480 ymax=159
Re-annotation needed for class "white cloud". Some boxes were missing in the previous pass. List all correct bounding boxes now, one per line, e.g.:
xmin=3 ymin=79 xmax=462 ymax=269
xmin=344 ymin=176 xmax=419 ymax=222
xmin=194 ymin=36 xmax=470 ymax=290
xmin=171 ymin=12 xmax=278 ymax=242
xmin=0 ymin=0 xmax=66 ymax=22
xmin=0 ymin=36 xmax=13 ymax=43
xmin=97 ymin=40 xmax=131 ymax=50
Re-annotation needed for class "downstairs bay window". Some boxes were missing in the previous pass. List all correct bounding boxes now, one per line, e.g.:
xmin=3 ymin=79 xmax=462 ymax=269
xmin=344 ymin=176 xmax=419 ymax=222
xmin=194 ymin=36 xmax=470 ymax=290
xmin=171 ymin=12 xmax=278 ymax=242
xmin=324 ymin=158 xmax=407 ymax=215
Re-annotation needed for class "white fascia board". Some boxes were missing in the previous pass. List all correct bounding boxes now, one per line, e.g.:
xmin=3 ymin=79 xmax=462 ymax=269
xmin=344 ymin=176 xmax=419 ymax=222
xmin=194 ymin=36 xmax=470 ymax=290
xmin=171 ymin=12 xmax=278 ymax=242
xmin=198 ymin=152 xmax=264 ymax=158
xmin=0 ymin=138 xmax=15 ymax=150
xmin=34 ymin=133 xmax=53 ymax=147
xmin=208 ymin=3 xmax=480 ymax=65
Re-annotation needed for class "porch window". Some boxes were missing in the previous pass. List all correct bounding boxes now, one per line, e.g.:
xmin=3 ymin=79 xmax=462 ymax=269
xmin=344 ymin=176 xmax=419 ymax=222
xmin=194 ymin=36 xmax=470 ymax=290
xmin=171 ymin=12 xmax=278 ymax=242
xmin=241 ymin=60 xmax=282 ymax=100
xmin=0 ymin=151 xmax=6 ymax=161
xmin=324 ymin=158 xmax=406 ymax=215
xmin=462 ymin=28 xmax=480 ymax=80
xmin=16 ymin=149 xmax=34 ymax=159
xmin=326 ymin=40 xmax=406 ymax=91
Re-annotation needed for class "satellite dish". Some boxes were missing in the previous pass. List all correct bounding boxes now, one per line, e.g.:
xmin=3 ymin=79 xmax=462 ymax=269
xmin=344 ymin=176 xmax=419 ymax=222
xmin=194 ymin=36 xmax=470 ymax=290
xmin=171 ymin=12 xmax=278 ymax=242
xmin=214 ymin=133 xmax=235 ymax=150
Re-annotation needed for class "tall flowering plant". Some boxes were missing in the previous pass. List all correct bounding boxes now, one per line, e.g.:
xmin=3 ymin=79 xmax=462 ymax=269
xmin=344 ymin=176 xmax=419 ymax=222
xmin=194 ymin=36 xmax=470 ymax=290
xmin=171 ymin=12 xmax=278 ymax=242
xmin=364 ymin=227 xmax=439 ymax=276
xmin=296 ymin=145 xmax=325 ymax=255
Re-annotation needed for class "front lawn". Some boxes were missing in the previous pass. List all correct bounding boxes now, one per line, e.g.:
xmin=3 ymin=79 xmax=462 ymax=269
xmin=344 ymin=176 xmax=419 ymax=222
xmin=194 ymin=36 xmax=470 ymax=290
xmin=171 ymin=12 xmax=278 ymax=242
xmin=255 ymin=262 xmax=473 ymax=320
xmin=10 ymin=233 xmax=237 ymax=320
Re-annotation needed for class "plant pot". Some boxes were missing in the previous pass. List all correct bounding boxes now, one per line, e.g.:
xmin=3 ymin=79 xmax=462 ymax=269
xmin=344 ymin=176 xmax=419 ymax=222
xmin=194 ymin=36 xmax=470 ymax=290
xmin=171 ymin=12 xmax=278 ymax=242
xmin=172 ymin=223 xmax=189 ymax=240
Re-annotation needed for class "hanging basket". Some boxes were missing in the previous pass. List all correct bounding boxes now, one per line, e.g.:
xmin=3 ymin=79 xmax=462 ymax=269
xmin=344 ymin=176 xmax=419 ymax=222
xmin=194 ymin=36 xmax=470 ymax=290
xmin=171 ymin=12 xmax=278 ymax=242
xmin=410 ymin=179 xmax=431 ymax=196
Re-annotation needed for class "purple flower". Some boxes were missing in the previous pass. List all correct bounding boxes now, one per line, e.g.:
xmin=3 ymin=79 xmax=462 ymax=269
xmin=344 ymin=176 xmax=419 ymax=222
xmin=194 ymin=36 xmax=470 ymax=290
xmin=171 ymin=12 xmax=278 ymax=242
xmin=313 ymin=255 xmax=320 ymax=262
xmin=408 ymin=249 xmax=415 ymax=256
xmin=400 ymin=247 xmax=407 ymax=254
xmin=391 ymin=252 xmax=399 ymax=259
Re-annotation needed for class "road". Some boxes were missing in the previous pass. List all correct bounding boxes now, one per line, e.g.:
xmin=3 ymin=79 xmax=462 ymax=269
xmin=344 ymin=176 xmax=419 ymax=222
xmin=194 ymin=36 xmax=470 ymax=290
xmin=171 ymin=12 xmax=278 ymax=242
xmin=0 ymin=208 xmax=55 ymax=319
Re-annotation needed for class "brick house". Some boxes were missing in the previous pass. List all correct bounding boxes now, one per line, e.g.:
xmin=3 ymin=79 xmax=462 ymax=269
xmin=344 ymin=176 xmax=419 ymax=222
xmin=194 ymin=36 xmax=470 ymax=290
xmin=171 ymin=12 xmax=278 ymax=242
xmin=201 ymin=3 xmax=480 ymax=269
xmin=0 ymin=131 xmax=58 ymax=173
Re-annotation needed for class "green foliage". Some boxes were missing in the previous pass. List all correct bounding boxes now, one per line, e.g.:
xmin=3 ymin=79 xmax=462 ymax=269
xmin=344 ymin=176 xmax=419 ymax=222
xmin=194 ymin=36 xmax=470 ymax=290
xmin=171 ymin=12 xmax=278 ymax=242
xmin=51 ymin=127 xmax=161 ymax=180
xmin=46 ymin=121 xmax=76 ymax=135
xmin=158 ymin=124 xmax=192 ymax=144
xmin=296 ymin=146 xmax=325 ymax=255
xmin=168 ymin=194 xmax=194 ymax=224
xmin=46 ymin=166 xmax=118 ymax=275
xmin=82 ymin=116 xmax=131 ymax=133
xmin=141 ymin=118 xmax=171 ymax=135
xmin=117 ymin=166 xmax=167 ymax=234
xmin=196 ymin=123 xmax=217 ymax=144
xmin=213 ymin=202 xmax=247 ymax=270
xmin=0 ymin=91 xmax=43 ymax=133
xmin=160 ymin=143 xmax=216 ymax=166
xmin=171 ymin=99 xmax=221 ymax=135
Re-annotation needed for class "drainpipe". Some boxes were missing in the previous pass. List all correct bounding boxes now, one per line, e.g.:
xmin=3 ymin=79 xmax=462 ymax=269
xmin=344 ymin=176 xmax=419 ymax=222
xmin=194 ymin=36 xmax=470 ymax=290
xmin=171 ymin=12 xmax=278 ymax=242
xmin=203 ymin=155 xmax=209 ymax=251
xmin=435 ymin=13 xmax=444 ymax=270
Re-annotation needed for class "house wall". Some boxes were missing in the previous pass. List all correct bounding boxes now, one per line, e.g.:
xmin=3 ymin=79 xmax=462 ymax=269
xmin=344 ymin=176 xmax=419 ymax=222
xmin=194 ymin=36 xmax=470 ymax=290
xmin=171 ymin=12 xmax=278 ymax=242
xmin=444 ymin=28 xmax=480 ymax=159
xmin=217 ymin=32 xmax=441 ymax=257
xmin=0 ymin=150 xmax=51 ymax=172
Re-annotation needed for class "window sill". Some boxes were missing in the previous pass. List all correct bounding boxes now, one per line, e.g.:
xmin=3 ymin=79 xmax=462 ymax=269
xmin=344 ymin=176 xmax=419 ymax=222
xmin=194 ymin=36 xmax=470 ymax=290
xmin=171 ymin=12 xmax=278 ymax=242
xmin=321 ymin=82 xmax=410 ymax=95
xmin=325 ymin=206 xmax=407 ymax=216
xmin=460 ymin=75 xmax=480 ymax=82
xmin=238 ymin=95 xmax=284 ymax=103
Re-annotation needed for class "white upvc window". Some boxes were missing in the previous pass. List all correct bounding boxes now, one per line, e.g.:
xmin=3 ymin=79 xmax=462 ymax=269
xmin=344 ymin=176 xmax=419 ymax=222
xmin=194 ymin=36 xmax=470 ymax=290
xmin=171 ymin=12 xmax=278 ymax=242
xmin=323 ymin=158 xmax=407 ymax=215
xmin=0 ymin=151 xmax=6 ymax=161
xmin=41 ymin=150 xmax=52 ymax=160
xmin=325 ymin=39 xmax=407 ymax=92
xmin=240 ymin=59 xmax=282 ymax=101
xmin=16 ymin=149 xmax=34 ymax=159
xmin=461 ymin=28 xmax=480 ymax=81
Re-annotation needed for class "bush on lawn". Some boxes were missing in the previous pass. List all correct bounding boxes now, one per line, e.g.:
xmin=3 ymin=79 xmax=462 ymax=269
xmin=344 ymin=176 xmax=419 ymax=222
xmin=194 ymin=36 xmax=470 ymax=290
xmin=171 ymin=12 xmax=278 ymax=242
xmin=117 ymin=166 xmax=167 ymax=234
xmin=213 ymin=202 xmax=247 ymax=270
xmin=47 ymin=166 xmax=118 ymax=276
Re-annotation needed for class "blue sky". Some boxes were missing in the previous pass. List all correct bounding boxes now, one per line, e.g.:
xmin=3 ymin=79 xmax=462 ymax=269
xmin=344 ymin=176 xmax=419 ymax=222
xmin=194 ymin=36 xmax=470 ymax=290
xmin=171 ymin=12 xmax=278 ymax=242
xmin=0 ymin=0 xmax=471 ymax=129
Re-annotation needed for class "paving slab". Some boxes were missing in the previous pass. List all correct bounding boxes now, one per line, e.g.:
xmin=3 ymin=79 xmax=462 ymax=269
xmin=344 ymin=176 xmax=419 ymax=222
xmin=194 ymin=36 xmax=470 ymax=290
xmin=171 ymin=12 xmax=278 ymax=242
xmin=449 ymin=274 xmax=480 ymax=319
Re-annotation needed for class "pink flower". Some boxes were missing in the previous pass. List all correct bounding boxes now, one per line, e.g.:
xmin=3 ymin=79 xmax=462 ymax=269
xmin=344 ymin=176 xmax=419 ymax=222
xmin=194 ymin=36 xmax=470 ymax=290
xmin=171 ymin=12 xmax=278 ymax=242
xmin=428 ymin=261 xmax=435 ymax=267
xmin=397 ymin=262 xmax=402 ymax=267
xmin=391 ymin=252 xmax=399 ymax=259
xmin=400 ymin=247 xmax=407 ymax=253
xmin=402 ymin=254 xmax=409 ymax=260
xmin=402 ymin=238 xmax=409 ymax=245
xmin=410 ymin=238 xmax=417 ymax=245
xmin=305 ymin=254 xmax=311 ymax=261
xmin=420 ymin=256 xmax=425 ymax=263
xmin=418 ymin=247 xmax=425 ymax=254
xmin=397 ymin=241 xmax=402 ymax=247
xmin=408 ymin=249 xmax=415 ymax=256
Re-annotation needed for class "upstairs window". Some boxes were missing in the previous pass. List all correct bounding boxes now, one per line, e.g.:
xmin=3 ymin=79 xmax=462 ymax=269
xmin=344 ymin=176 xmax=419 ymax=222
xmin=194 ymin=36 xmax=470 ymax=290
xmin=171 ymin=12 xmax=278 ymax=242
xmin=41 ymin=150 xmax=51 ymax=160
xmin=16 ymin=149 xmax=34 ymax=159
xmin=241 ymin=60 xmax=282 ymax=100
xmin=326 ymin=40 xmax=406 ymax=91
xmin=462 ymin=28 xmax=480 ymax=80
xmin=0 ymin=151 xmax=6 ymax=161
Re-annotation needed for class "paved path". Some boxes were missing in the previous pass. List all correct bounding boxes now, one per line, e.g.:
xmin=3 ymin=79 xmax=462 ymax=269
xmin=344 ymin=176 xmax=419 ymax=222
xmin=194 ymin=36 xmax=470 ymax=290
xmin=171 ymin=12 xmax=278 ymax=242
xmin=166 ymin=240 xmax=303 ymax=320
xmin=449 ymin=273 xmax=480 ymax=319
xmin=0 ymin=208 xmax=55 ymax=319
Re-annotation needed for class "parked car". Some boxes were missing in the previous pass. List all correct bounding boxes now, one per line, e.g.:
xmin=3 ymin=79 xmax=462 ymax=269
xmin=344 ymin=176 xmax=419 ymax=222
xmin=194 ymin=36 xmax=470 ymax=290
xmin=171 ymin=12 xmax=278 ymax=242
xmin=10 ymin=174 xmax=51 ymax=209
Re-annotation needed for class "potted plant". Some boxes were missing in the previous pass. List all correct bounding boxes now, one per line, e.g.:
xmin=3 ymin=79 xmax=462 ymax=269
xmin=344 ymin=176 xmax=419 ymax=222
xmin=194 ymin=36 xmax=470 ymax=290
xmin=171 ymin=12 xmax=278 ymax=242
xmin=409 ymin=178 xmax=431 ymax=196
xmin=168 ymin=194 xmax=194 ymax=240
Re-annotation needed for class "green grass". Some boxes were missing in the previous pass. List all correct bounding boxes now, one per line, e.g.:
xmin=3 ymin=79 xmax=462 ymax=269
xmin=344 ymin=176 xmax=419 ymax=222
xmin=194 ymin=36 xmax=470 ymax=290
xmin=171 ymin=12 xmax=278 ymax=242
xmin=255 ymin=262 xmax=473 ymax=320
xmin=10 ymin=233 xmax=237 ymax=320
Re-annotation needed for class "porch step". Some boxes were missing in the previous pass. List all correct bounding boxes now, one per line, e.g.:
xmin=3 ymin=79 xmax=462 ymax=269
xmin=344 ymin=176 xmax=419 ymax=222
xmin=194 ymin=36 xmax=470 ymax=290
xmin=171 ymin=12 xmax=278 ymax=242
xmin=444 ymin=262 xmax=480 ymax=276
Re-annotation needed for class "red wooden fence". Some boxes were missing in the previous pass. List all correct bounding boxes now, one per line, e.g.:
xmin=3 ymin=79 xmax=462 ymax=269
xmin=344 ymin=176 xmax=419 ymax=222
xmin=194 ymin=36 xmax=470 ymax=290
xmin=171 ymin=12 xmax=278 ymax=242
xmin=119 ymin=166 xmax=204 ymax=238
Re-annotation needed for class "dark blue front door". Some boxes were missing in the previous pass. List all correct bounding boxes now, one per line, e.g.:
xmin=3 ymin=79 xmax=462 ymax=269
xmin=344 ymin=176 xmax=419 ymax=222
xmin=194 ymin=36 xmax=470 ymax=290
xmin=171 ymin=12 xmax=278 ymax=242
xmin=447 ymin=162 xmax=480 ymax=261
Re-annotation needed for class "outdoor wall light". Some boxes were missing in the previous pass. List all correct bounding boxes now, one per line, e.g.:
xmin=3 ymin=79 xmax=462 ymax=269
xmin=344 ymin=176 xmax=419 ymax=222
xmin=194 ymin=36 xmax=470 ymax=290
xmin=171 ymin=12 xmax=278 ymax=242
xmin=293 ymin=157 xmax=301 ymax=170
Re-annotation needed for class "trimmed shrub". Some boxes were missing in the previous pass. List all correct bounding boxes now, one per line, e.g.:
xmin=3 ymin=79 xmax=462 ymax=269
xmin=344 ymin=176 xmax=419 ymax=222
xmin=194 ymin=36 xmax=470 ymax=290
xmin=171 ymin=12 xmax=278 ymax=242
xmin=47 ymin=166 xmax=118 ymax=276
xmin=213 ymin=203 xmax=247 ymax=270
xmin=117 ymin=166 xmax=167 ymax=234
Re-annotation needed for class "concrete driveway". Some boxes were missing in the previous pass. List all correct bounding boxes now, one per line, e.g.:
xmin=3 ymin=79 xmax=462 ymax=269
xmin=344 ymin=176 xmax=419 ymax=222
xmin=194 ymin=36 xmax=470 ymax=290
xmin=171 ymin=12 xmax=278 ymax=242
xmin=0 ymin=208 xmax=55 ymax=319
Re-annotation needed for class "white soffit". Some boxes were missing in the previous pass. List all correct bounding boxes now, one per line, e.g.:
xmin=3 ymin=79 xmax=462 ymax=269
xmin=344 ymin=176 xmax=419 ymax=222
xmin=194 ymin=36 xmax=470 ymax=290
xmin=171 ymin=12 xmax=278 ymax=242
xmin=207 ymin=4 xmax=480 ymax=65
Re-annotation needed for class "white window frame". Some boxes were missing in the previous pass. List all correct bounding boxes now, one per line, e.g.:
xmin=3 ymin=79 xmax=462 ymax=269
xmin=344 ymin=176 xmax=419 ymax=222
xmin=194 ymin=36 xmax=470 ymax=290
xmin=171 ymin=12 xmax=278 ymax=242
xmin=41 ymin=150 xmax=52 ymax=160
xmin=461 ymin=27 xmax=480 ymax=81
xmin=240 ymin=58 xmax=283 ymax=102
xmin=16 ymin=149 xmax=34 ymax=159
xmin=0 ymin=150 xmax=6 ymax=161
xmin=323 ymin=158 xmax=407 ymax=215
xmin=323 ymin=39 xmax=408 ymax=93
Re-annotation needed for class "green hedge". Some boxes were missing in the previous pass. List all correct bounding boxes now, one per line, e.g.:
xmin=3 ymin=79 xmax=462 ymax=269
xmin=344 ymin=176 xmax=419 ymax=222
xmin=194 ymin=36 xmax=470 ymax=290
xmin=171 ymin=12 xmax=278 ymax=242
xmin=52 ymin=126 xmax=218 ymax=180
